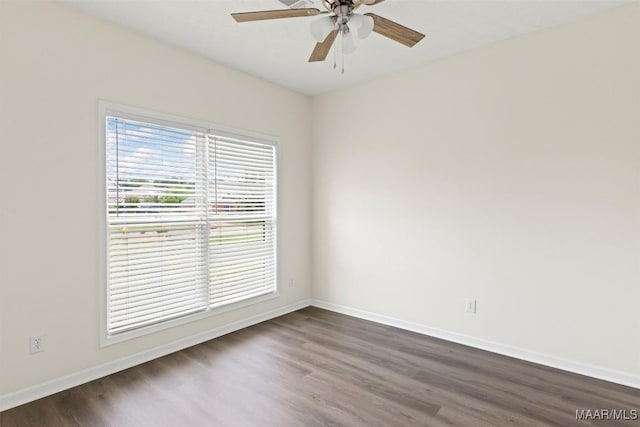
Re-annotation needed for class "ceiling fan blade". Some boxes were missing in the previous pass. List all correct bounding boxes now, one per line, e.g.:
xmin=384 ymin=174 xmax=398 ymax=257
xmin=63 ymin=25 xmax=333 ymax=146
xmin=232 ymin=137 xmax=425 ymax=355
xmin=364 ymin=13 xmax=425 ymax=47
xmin=232 ymin=8 xmax=322 ymax=23
xmin=309 ymin=29 xmax=339 ymax=62
xmin=362 ymin=0 xmax=386 ymax=5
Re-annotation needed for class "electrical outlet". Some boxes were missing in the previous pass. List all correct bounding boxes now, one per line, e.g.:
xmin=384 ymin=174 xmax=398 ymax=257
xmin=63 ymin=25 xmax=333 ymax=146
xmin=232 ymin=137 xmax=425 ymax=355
xmin=30 ymin=334 xmax=46 ymax=353
xmin=288 ymin=277 xmax=294 ymax=288
xmin=465 ymin=299 xmax=477 ymax=314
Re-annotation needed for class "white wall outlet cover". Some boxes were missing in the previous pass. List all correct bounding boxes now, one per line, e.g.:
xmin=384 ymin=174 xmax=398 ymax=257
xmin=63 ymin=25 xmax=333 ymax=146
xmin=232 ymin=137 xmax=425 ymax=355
xmin=29 ymin=335 xmax=46 ymax=353
xmin=465 ymin=299 xmax=477 ymax=314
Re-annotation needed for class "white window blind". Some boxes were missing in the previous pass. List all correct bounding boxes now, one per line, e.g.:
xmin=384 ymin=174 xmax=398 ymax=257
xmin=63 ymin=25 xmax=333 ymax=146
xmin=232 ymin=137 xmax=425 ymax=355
xmin=105 ymin=114 xmax=277 ymax=337
xmin=208 ymin=135 xmax=277 ymax=308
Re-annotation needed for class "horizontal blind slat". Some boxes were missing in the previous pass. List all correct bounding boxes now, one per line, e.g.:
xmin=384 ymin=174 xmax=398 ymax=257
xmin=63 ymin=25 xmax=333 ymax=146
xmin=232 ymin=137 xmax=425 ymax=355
xmin=110 ymin=288 xmax=206 ymax=313
xmin=210 ymin=288 xmax=274 ymax=308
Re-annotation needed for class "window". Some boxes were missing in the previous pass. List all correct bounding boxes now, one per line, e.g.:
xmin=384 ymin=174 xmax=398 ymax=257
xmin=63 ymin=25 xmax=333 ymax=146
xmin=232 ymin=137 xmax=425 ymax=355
xmin=101 ymin=103 xmax=277 ymax=343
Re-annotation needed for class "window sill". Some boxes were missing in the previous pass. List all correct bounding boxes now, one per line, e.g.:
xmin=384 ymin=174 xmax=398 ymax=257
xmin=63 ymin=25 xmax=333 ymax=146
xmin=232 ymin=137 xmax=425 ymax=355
xmin=100 ymin=290 xmax=280 ymax=347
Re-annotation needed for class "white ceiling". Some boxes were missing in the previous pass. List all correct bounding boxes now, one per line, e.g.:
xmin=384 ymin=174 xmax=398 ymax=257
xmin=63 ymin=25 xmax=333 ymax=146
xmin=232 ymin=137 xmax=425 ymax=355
xmin=61 ymin=0 xmax=630 ymax=96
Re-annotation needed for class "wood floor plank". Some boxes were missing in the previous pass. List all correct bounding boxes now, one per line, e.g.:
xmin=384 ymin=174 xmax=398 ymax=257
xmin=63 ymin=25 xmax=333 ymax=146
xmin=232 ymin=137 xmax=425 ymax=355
xmin=2 ymin=307 xmax=639 ymax=426
xmin=256 ymin=324 xmax=547 ymax=426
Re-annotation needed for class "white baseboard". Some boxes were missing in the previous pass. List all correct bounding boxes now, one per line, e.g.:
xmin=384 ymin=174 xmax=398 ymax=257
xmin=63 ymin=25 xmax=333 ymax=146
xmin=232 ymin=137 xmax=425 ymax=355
xmin=0 ymin=299 xmax=312 ymax=412
xmin=3 ymin=297 xmax=637 ymax=412
xmin=310 ymin=299 xmax=640 ymax=390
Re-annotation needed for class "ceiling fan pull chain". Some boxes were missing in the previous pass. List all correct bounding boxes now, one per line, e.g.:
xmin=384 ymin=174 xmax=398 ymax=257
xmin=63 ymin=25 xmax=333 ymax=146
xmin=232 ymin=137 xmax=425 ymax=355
xmin=333 ymin=42 xmax=337 ymax=69
xmin=341 ymin=30 xmax=345 ymax=74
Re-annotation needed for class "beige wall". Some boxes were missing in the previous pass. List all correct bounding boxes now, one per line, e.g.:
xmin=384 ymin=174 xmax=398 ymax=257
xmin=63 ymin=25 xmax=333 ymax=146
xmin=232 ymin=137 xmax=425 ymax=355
xmin=312 ymin=3 xmax=640 ymax=376
xmin=0 ymin=1 xmax=311 ymax=394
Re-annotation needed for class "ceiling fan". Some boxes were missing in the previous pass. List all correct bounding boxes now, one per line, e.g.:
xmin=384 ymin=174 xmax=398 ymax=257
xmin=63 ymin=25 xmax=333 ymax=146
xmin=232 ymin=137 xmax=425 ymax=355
xmin=231 ymin=0 xmax=425 ymax=64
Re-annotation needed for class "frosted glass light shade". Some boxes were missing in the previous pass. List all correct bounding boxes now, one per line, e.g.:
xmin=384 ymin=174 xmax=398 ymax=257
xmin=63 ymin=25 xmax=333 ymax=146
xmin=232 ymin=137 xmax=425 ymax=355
xmin=358 ymin=15 xmax=374 ymax=39
xmin=342 ymin=29 xmax=356 ymax=54
xmin=311 ymin=16 xmax=335 ymax=42
xmin=349 ymin=14 xmax=374 ymax=39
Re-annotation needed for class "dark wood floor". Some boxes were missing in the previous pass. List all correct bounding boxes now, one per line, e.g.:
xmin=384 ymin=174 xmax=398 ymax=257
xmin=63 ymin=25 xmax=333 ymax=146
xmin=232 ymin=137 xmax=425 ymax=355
xmin=2 ymin=307 xmax=638 ymax=426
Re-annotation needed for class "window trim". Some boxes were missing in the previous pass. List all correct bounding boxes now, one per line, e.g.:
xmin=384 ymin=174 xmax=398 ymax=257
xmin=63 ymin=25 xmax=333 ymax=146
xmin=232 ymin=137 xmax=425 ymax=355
xmin=98 ymin=100 xmax=279 ymax=347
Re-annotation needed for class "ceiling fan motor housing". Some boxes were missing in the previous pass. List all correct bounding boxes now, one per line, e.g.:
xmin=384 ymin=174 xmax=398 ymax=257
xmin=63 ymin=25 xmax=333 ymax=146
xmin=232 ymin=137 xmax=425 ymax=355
xmin=322 ymin=0 xmax=359 ymax=14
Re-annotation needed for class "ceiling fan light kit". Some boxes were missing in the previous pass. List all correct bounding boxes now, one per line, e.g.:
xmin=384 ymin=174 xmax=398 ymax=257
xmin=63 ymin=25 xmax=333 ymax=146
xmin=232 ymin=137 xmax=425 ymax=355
xmin=310 ymin=15 xmax=337 ymax=42
xmin=349 ymin=14 xmax=375 ymax=39
xmin=341 ymin=28 xmax=356 ymax=54
xmin=231 ymin=0 xmax=425 ymax=72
